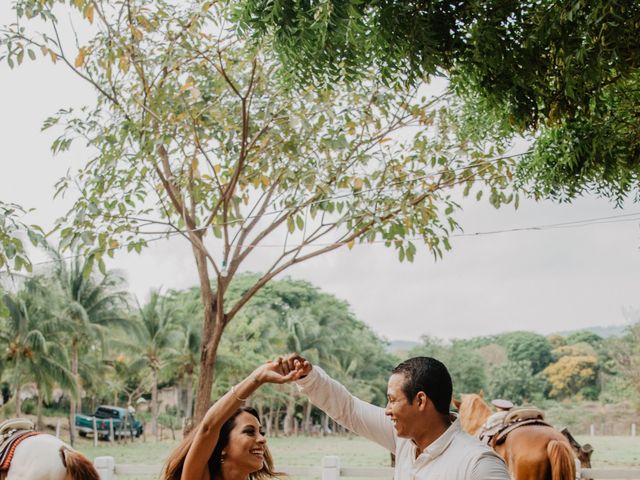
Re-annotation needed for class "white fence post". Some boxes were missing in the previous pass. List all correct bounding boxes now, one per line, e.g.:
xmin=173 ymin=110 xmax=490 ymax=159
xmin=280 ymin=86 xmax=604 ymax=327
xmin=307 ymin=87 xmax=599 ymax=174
xmin=93 ymin=417 xmax=98 ymax=447
xmin=589 ymin=424 xmax=595 ymax=437
xmin=322 ymin=455 xmax=341 ymax=480
xmin=632 ymin=423 xmax=636 ymax=437
xmin=94 ymin=456 xmax=115 ymax=480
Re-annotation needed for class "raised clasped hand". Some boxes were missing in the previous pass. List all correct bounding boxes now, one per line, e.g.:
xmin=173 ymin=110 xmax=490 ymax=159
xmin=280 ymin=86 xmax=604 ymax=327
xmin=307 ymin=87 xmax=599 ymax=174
xmin=254 ymin=355 xmax=309 ymax=384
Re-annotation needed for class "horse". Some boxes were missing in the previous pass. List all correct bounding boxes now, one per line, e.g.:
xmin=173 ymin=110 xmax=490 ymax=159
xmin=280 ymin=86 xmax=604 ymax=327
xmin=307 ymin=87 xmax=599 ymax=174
xmin=454 ymin=394 xmax=580 ymax=480
xmin=0 ymin=419 xmax=99 ymax=480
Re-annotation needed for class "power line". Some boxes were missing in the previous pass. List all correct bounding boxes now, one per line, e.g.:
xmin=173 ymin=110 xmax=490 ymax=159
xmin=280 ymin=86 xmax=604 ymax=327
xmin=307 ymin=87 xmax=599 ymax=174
xmin=12 ymin=210 xmax=640 ymax=269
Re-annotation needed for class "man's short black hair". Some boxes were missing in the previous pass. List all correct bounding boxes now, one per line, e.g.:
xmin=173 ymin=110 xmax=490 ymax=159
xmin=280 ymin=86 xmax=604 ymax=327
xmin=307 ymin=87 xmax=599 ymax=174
xmin=392 ymin=356 xmax=452 ymax=415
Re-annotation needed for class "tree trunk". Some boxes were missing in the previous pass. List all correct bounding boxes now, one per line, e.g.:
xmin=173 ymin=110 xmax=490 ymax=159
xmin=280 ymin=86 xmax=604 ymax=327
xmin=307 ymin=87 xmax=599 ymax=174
xmin=191 ymin=240 xmax=226 ymax=424
xmin=256 ymin=402 xmax=264 ymax=423
xmin=13 ymin=365 xmax=21 ymax=418
xmin=265 ymin=401 xmax=273 ymax=437
xmin=303 ymin=399 xmax=312 ymax=434
xmin=185 ymin=373 xmax=194 ymax=419
xmin=69 ymin=342 xmax=79 ymax=446
xmin=193 ymin=309 xmax=224 ymax=423
xmin=322 ymin=412 xmax=329 ymax=436
xmin=283 ymin=395 xmax=296 ymax=436
xmin=152 ymin=368 xmax=159 ymax=438
xmin=273 ymin=406 xmax=282 ymax=437
xmin=36 ymin=387 xmax=44 ymax=430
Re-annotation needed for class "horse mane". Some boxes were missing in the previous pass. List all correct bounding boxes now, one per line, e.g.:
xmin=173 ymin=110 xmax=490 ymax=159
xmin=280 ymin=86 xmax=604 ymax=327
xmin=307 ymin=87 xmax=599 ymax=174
xmin=458 ymin=393 xmax=492 ymax=436
xmin=59 ymin=446 xmax=100 ymax=480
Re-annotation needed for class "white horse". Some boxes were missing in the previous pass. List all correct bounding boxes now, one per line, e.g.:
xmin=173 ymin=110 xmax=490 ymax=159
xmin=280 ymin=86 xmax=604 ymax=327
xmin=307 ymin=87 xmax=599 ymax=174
xmin=1 ymin=421 xmax=99 ymax=480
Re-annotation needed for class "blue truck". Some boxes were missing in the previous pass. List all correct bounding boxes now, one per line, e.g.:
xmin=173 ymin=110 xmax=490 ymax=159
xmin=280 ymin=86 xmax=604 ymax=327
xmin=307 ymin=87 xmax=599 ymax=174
xmin=75 ymin=405 xmax=144 ymax=439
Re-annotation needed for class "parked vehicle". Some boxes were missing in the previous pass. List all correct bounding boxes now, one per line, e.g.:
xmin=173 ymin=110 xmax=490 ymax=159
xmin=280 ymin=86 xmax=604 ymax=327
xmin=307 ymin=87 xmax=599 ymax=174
xmin=75 ymin=405 xmax=144 ymax=439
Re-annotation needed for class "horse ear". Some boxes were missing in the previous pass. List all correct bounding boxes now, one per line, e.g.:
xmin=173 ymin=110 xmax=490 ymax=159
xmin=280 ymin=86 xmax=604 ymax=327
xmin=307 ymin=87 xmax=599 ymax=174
xmin=452 ymin=399 xmax=461 ymax=409
xmin=479 ymin=390 xmax=484 ymax=399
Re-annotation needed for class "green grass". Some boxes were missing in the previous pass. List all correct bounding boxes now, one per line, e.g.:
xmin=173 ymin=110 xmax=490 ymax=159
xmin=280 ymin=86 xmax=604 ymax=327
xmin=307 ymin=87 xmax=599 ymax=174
xmin=576 ymin=435 xmax=640 ymax=468
xmin=74 ymin=434 xmax=640 ymax=479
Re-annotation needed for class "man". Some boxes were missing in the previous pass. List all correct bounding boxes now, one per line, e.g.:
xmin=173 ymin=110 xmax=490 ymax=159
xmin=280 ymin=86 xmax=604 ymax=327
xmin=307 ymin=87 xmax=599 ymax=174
xmin=280 ymin=354 xmax=510 ymax=480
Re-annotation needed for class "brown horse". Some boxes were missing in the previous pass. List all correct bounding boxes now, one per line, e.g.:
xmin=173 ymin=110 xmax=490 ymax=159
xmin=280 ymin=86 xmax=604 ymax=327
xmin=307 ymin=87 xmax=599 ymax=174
xmin=454 ymin=394 xmax=577 ymax=480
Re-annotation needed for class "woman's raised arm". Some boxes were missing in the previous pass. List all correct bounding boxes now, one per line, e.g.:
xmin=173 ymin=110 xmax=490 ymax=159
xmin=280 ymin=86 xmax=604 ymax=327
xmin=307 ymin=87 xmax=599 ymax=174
xmin=181 ymin=359 xmax=305 ymax=480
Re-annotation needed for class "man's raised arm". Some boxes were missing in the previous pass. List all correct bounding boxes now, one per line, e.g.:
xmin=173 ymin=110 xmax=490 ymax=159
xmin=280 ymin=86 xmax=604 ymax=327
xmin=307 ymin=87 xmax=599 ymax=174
xmin=280 ymin=354 xmax=396 ymax=452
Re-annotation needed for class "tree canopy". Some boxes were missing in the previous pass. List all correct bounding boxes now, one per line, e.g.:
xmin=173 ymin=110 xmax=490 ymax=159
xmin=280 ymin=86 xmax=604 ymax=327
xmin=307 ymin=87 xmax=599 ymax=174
xmin=238 ymin=0 xmax=640 ymax=202
xmin=1 ymin=0 xmax=516 ymax=420
xmin=0 ymin=201 xmax=42 ymax=275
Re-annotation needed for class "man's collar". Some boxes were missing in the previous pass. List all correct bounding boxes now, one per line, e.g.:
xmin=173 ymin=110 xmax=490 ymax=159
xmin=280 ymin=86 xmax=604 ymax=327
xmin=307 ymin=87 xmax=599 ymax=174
xmin=412 ymin=416 xmax=460 ymax=459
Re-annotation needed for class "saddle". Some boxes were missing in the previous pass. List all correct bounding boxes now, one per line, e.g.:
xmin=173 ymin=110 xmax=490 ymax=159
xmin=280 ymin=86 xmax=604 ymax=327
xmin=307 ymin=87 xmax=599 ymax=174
xmin=0 ymin=418 xmax=41 ymax=480
xmin=479 ymin=405 xmax=551 ymax=447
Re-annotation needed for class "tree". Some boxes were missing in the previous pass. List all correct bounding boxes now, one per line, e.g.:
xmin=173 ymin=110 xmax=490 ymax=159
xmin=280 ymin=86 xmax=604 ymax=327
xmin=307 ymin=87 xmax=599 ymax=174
xmin=0 ymin=201 xmax=42 ymax=276
xmin=166 ymin=323 xmax=201 ymax=420
xmin=108 ymin=353 xmax=152 ymax=413
xmin=0 ymin=278 xmax=75 ymax=418
xmin=499 ymin=331 xmax=553 ymax=374
xmin=409 ymin=337 xmax=488 ymax=396
xmin=610 ymin=321 xmax=640 ymax=409
xmin=2 ymin=0 xmax=515 ymax=422
xmin=134 ymin=290 xmax=181 ymax=438
xmin=543 ymin=354 xmax=599 ymax=399
xmin=566 ymin=331 xmax=603 ymax=348
xmin=47 ymin=247 xmax=130 ymax=445
xmin=238 ymin=1 xmax=640 ymax=201
xmin=488 ymin=360 xmax=548 ymax=405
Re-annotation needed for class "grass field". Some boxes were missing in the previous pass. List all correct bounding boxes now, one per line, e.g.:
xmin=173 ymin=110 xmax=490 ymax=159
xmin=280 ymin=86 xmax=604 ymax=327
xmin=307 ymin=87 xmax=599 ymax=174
xmin=74 ymin=434 xmax=640 ymax=479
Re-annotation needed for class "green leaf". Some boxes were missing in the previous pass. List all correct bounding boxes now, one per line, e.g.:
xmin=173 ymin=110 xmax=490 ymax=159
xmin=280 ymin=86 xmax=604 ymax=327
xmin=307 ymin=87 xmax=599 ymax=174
xmin=82 ymin=255 xmax=94 ymax=278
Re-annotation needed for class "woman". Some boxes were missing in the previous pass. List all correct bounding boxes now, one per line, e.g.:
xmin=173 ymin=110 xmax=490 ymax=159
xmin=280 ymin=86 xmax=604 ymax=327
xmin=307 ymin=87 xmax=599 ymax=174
xmin=163 ymin=358 xmax=305 ymax=480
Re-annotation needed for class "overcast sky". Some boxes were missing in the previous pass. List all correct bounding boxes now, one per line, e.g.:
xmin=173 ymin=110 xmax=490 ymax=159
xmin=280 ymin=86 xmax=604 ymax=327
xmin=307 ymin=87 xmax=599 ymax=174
xmin=2 ymin=7 xmax=639 ymax=342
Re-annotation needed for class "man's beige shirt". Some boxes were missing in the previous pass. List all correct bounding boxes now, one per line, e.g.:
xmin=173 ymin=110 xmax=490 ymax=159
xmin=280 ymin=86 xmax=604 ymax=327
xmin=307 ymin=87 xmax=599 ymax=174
xmin=297 ymin=366 xmax=510 ymax=480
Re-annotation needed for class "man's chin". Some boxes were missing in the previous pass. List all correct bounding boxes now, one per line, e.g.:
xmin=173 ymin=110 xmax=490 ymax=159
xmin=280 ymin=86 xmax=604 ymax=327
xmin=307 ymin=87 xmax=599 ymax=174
xmin=393 ymin=426 xmax=409 ymax=438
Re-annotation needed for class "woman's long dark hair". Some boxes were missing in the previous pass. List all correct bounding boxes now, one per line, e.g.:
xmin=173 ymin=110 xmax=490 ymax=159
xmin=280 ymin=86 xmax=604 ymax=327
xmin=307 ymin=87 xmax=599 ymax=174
xmin=163 ymin=406 xmax=281 ymax=480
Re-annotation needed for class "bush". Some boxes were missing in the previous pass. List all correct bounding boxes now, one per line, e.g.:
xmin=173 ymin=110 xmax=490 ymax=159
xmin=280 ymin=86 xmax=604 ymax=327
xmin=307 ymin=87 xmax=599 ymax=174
xmin=488 ymin=360 xmax=548 ymax=404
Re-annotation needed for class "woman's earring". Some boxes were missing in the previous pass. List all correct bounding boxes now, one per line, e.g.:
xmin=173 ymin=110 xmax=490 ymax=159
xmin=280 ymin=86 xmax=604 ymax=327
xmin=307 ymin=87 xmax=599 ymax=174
xmin=221 ymin=452 xmax=226 ymax=464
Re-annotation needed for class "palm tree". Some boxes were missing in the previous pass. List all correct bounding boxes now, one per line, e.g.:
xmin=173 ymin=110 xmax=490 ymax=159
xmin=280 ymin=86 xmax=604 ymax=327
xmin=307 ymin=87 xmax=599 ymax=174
xmin=0 ymin=277 xmax=75 ymax=419
xmin=31 ymin=341 xmax=76 ymax=429
xmin=166 ymin=324 xmax=200 ymax=419
xmin=135 ymin=290 xmax=181 ymax=438
xmin=47 ymin=246 xmax=131 ymax=445
xmin=164 ymin=290 xmax=203 ymax=421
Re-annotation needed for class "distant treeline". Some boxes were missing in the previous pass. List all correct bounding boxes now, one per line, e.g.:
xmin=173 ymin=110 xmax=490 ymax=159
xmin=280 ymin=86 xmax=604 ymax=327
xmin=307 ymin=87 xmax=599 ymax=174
xmin=408 ymin=328 xmax=639 ymax=405
xmin=1 ymin=262 xmax=639 ymax=437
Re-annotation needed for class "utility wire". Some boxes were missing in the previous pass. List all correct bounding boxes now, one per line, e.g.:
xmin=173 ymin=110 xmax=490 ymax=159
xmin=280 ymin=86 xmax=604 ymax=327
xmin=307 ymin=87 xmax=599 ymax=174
xmin=11 ymin=209 xmax=640 ymax=268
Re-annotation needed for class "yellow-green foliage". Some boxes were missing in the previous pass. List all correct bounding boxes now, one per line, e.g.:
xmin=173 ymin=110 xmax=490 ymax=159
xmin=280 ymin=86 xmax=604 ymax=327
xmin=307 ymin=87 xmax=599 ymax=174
xmin=552 ymin=342 xmax=597 ymax=359
xmin=544 ymin=355 xmax=598 ymax=399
